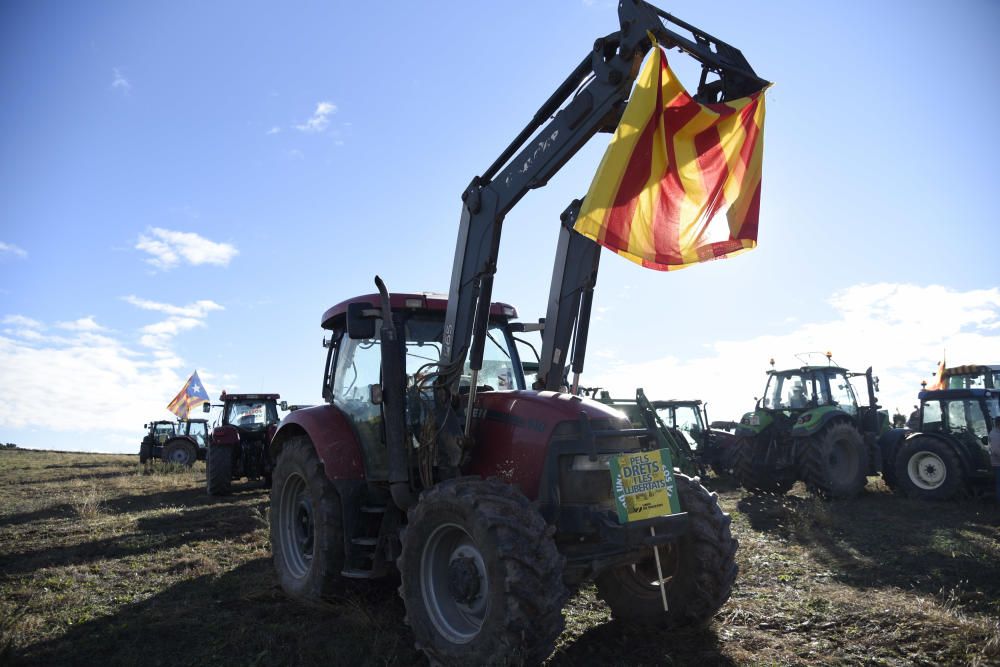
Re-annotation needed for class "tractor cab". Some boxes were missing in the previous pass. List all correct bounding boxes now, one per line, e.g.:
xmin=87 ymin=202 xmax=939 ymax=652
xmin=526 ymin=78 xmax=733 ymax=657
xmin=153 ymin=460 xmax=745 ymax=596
xmin=147 ymin=420 xmax=177 ymax=444
xmin=760 ymin=366 xmax=859 ymax=415
xmin=941 ymin=364 xmax=1000 ymax=390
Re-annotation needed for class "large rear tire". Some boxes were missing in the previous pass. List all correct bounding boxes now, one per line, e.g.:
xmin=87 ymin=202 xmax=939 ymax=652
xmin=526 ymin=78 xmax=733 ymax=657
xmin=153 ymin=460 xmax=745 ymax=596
xmin=163 ymin=439 xmax=198 ymax=467
xmin=594 ymin=474 xmax=738 ymax=628
xmin=270 ymin=436 xmax=346 ymax=600
xmin=206 ymin=444 xmax=232 ymax=496
xmin=731 ymin=436 xmax=794 ymax=494
xmin=801 ymin=422 xmax=868 ymax=499
xmin=894 ymin=436 xmax=964 ymax=501
xmin=398 ymin=478 xmax=566 ymax=666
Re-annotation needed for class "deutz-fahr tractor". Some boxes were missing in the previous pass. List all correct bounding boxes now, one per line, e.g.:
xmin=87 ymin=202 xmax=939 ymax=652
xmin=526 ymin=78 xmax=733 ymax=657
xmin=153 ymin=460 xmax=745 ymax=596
xmin=732 ymin=358 xmax=887 ymax=498
xmin=267 ymin=2 xmax=767 ymax=663
xmin=205 ymin=392 xmax=282 ymax=495
xmin=879 ymin=387 xmax=998 ymax=500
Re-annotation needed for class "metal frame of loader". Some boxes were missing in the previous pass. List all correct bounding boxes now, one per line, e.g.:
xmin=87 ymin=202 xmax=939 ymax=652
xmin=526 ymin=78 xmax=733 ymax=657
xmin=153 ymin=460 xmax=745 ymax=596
xmin=267 ymin=2 xmax=767 ymax=664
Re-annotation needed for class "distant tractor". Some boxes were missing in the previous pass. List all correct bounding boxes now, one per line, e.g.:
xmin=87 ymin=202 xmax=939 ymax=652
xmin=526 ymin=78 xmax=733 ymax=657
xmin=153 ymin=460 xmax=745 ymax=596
xmin=940 ymin=364 xmax=1000 ymax=390
xmin=159 ymin=419 xmax=209 ymax=466
xmin=732 ymin=359 xmax=887 ymax=498
xmin=139 ymin=421 xmax=177 ymax=463
xmin=205 ymin=392 xmax=282 ymax=495
xmin=879 ymin=388 xmax=998 ymax=500
xmin=597 ymin=390 xmax=736 ymax=477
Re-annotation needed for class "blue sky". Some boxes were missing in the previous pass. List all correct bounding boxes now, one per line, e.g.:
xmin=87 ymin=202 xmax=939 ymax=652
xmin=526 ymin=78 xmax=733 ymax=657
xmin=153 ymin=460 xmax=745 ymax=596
xmin=2 ymin=0 xmax=999 ymax=452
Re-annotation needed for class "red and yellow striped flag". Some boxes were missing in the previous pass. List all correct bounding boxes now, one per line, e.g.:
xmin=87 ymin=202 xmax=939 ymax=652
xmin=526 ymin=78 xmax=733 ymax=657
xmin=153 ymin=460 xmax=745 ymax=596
xmin=574 ymin=45 xmax=768 ymax=271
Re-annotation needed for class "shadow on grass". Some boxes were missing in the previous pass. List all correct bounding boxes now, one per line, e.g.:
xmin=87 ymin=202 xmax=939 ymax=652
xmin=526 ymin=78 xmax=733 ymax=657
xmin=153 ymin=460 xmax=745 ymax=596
xmin=11 ymin=559 xmax=422 ymax=667
xmin=736 ymin=490 xmax=1000 ymax=615
xmin=0 ymin=497 xmax=268 ymax=577
xmin=0 ymin=480 xmax=266 ymax=529
xmin=551 ymin=621 xmax=732 ymax=667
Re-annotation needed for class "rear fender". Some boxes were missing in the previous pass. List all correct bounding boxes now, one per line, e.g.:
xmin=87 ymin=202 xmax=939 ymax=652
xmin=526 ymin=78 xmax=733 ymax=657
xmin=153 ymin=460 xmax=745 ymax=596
xmin=270 ymin=404 xmax=365 ymax=481
xmin=790 ymin=406 xmax=847 ymax=437
xmin=736 ymin=410 xmax=771 ymax=436
xmin=211 ymin=425 xmax=240 ymax=447
xmin=877 ymin=428 xmax=910 ymax=469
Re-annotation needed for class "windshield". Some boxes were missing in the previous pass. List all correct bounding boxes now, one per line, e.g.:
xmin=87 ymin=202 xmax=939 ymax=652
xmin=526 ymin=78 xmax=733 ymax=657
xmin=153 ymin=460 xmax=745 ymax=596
xmin=224 ymin=400 xmax=279 ymax=430
xmin=763 ymin=372 xmax=817 ymax=410
xmin=656 ymin=405 xmax=704 ymax=449
xmin=151 ymin=423 xmax=175 ymax=442
xmin=332 ymin=317 xmax=523 ymax=402
xmin=827 ymin=370 xmax=859 ymax=416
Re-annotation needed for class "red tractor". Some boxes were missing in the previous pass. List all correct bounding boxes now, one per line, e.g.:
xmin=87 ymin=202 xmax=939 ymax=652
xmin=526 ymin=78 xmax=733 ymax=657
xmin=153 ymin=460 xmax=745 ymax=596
xmin=205 ymin=392 xmax=282 ymax=495
xmin=268 ymin=2 xmax=766 ymax=663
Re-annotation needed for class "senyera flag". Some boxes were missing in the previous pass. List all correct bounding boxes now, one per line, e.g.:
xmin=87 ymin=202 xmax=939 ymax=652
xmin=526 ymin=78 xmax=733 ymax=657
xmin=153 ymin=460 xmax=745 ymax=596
xmin=574 ymin=43 xmax=769 ymax=271
xmin=166 ymin=370 xmax=210 ymax=419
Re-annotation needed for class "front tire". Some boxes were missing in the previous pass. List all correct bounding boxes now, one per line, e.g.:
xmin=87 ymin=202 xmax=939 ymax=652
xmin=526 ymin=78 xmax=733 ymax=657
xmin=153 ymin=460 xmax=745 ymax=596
xmin=801 ymin=422 xmax=868 ymax=499
xmin=163 ymin=439 xmax=198 ymax=466
xmin=731 ymin=436 xmax=794 ymax=494
xmin=894 ymin=436 xmax=964 ymax=500
xmin=139 ymin=440 xmax=152 ymax=464
xmin=594 ymin=474 xmax=738 ymax=628
xmin=270 ymin=437 xmax=346 ymax=600
xmin=206 ymin=444 xmax=232 ymax=496
xmin=398 ymin=478 xmax=566 ymax=666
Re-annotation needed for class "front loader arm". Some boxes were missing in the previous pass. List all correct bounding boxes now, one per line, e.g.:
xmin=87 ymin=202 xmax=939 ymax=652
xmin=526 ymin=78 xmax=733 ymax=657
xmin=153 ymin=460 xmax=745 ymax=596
xmin=437 ymin=0 xmax=768 ymax=409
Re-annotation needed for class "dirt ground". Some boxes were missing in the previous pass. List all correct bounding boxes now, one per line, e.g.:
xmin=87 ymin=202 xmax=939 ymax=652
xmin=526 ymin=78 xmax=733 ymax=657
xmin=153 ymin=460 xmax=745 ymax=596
xmin=1 ymin=448 xmax=998 ymax=666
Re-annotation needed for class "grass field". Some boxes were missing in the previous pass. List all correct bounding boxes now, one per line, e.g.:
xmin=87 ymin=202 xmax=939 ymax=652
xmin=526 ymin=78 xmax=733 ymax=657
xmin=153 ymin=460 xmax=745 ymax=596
xmin=1 ymin=448 xmax=998 ymax=666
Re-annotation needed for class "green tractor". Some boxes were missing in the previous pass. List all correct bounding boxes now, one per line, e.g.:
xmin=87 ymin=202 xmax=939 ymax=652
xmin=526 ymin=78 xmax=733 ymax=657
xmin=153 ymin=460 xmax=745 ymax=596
xmin=597 ymin=389 xmax=736 ymax=478
xmin=732 ymin=358 xmax=887 ymax=498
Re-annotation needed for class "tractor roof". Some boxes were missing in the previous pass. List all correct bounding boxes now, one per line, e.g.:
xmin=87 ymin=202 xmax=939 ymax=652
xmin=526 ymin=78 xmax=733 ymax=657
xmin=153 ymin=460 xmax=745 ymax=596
xmin=919 ymin=388 xmax=998 ymax=401
xmin=650 ymin=399 xmax=703 ymax=408
xmin=768 ymin=366 xmax=849 ymax=375
xmin=321 ymin=292 xmax=518 ymax=330
xmin=219 ymin=392 xmax=280 ymax=401
xmin=942 ymin=364 xmax=1000 ymax=375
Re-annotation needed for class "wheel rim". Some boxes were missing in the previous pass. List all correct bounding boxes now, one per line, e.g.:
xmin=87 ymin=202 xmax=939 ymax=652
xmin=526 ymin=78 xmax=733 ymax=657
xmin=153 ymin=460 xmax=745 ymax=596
xmin=907 ymin=451 xmax=946 ymax=490
xmin=826 ymin=435 xmax=859 ymax=483
xmin=420 ymin=522 xmax=489 ymax=644
xmin=167 ymin=446 xmax=192 ymax=464
xmin=278 ymin=472 xmax=313 ymax=578
xmin=628 ymin=545 xmax=679 ymax=592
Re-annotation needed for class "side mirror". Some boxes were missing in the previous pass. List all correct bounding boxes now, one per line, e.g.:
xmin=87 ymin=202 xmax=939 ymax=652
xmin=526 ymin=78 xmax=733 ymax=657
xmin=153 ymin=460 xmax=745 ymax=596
xmin=347 ymin=302 xmax=377 ymax=340
xmin=279 ymin=400 xmax=288 ymax=411
xmin=143 ymin=423 xmax=148 ymax=428
xmin=203 ymin=402 xmax=211 ymax=413
xmin=369 ymin=384 xmax=383 ymax=405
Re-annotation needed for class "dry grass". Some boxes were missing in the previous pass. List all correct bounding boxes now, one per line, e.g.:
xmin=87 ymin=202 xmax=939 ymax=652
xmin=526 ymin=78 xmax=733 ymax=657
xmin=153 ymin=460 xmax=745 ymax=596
xmin=1 ymin=449 xmax=998 ymax=666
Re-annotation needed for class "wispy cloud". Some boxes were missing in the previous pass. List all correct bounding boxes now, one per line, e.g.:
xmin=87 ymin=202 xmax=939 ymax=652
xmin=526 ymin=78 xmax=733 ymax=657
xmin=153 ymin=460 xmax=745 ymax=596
xmin=266 ymin=126 xmax=282 ymax=135
xmin=0 ymin=305 xmax=221 ymax=442
xmin=111 ymin=67 xmax=131 ymax=94
xmin=0 ymin=242 xmax=27 ymax=259
xmin=296 ymin=101 xmax=336 ymax=133
xmin=135 ymin=227 xmax=238 ymax=270
xmin=587 ymin=283 xmax=1000 ymax=421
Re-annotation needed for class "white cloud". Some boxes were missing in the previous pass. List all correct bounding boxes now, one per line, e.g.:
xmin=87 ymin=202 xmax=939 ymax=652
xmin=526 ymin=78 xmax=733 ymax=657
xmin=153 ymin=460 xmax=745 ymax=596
xmin=266 ymin=126 xmax=282 ymax=135
xmin=135 ymin=227 xmax=238 ymax=270
xmin=56 ymin=316 xmax=107 ymax=332
xmin=586 ymin=283 xmax=1000 ymax=422
xmin=0 ymin=298 xmax=224 ymax=448
xmin=296 ymin=101 xmax=336 ymax=133
xmin=0 ymin=242 xmax=27 ymax=259
xmin=111 ymin=67 xmax=130 ymax=93
xmin=122 ymin=296 xmax=223 ymax=350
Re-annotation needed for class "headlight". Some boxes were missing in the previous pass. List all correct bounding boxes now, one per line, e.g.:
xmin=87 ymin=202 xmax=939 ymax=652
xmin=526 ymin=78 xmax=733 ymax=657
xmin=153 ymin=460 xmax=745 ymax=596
xmin=570 ymin=454 xmax=612 ymax=471
xmin=796 ymin=413 xmax=812 ymax=425
xmin=749 ymin=414 xmax=760 ymax=426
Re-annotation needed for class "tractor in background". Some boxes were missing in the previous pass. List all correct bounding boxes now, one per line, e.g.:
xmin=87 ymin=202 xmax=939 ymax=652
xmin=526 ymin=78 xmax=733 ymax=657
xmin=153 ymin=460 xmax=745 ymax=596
xmin=139 ymin=418 xmax=209 ymax=466
xmin=732 ymin=356 xmax=887 ymax=498
xmin=596 ymin=389 xmax=736 ymax=478
xmin=940 ymin=364 xmax=1000 ymax=390
xmin=879 ymin=387 xmax=998 ymax=500
xmin=205 ymin=392 xmax=283 ymax=495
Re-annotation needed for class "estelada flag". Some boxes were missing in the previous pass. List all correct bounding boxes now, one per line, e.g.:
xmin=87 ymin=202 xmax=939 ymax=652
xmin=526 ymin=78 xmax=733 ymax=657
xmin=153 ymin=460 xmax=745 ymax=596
xmin=166 ymin=370 xmax=210 ymax=419
xmin=574 ymin=44 xmax=768 ymax=271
